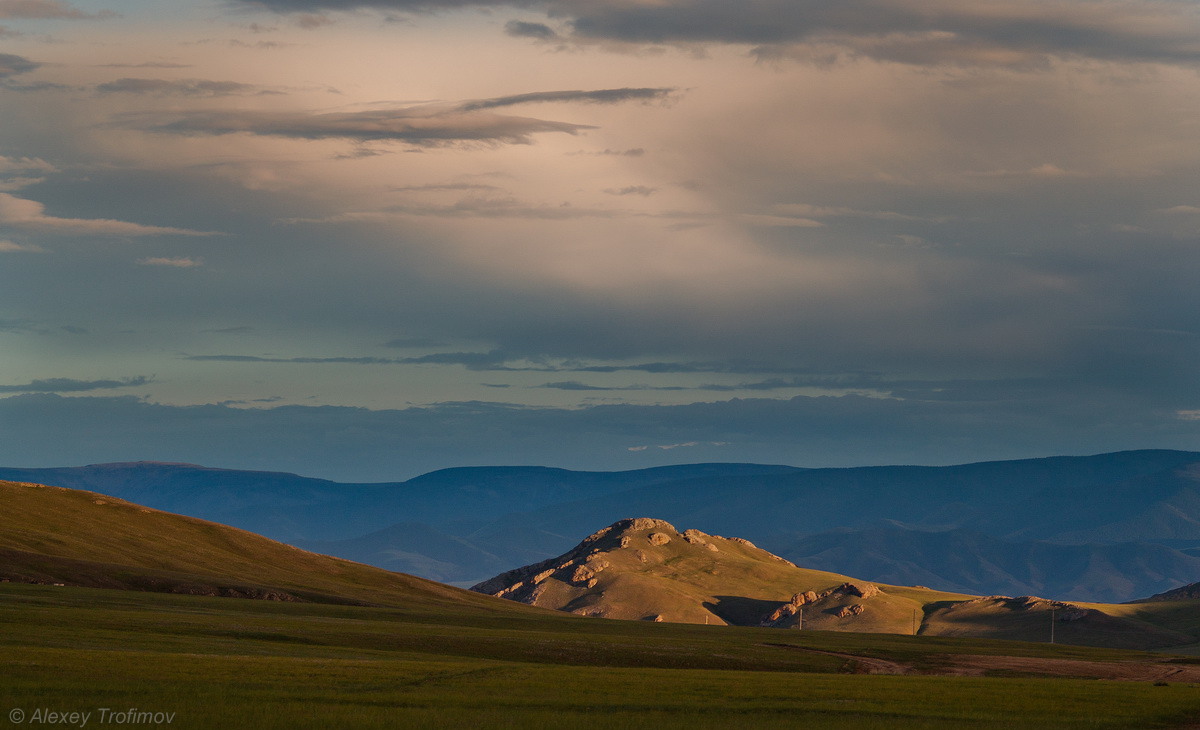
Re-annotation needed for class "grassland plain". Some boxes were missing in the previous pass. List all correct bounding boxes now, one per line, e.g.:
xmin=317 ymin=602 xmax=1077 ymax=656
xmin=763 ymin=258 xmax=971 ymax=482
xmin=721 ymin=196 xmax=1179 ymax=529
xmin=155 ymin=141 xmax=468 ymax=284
xmin=3 ymin=479 xmax=1200 ymax=728
xmin=3 ymin=584 xmax=1200 ymax=729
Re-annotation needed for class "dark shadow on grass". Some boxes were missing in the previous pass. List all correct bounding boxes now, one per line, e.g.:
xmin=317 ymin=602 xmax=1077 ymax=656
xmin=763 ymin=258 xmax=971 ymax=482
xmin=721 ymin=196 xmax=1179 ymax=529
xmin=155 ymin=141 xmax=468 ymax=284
xmin=704 ymin=596 xmax=785 ymax=626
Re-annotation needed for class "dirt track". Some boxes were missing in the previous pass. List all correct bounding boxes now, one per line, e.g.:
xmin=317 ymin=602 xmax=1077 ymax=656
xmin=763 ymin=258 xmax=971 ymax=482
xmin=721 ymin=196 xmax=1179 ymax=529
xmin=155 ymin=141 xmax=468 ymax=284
xmin=939 ymin=654 xmax=1200 ymax=682
xmin=763 ymin=643 xmax=1200 ymax=681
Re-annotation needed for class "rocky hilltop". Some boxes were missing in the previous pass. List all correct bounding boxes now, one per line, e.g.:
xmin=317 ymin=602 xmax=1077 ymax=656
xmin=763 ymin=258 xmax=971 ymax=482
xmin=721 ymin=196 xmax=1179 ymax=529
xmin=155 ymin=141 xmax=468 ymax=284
xmin=472 ymin=517 xmax=1193 ymax=649
xmin=472 ymin=517 xmax=952 ymax=630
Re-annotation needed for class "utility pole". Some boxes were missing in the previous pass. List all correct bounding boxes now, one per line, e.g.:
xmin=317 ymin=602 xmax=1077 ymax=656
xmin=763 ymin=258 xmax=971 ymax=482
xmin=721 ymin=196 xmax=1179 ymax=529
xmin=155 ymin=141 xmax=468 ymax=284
xmin=798 ymin=606 xmax=804 ymax=630
xmin=1050 ymin=607 xmax=1056 ymax=644
xmin=912 ymin=609 xmax=918 ymax=636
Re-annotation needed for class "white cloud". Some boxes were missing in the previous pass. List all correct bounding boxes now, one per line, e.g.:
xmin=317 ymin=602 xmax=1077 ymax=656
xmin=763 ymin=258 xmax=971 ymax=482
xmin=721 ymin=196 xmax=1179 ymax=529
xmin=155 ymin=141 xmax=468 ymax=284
xmin=0 ymin=155 xmax=55 ymax=174
xmin=137 ymin=256 xmax=203 ymax=267
xmin=0 ymin=238 xmax=44 ymax=252
xmin=0 ymin=193 xmax=213 ymax=237
xmin=627 ymin=440 xmax=727 ymax=451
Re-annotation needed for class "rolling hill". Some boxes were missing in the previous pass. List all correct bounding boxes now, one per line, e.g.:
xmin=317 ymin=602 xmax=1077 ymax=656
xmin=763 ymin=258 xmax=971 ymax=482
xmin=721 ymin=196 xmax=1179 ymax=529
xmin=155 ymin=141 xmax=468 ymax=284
xmin=0 ymin=478 xmax=525 ymax=612
xmin=5 ymin=451 xmax=1200 ymax=600
xmin=4 ymin=476 xmax=1200 ymax=655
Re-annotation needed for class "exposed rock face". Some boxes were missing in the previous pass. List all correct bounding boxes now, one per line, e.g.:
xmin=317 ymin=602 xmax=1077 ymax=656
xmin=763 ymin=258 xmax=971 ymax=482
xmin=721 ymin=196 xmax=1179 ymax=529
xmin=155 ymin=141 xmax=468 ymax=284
xmin=842 ymin=582 xmax=881 ymax=599
xmin=471 ymin=517 xmax=682 ymax=604
xmin=761 ymin=582 xmax=881 ymax=626
xmin=471 ymin=516 xmax=816 ymax=623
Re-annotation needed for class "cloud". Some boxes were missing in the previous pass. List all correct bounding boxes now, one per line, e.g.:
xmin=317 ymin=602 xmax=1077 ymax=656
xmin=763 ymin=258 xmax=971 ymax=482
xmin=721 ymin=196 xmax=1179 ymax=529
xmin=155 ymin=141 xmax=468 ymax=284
xmin=237 ymin=0 xmax=1200 ymax=68
xmin=0 ymin=52 xmax=38 ymax=79
xmin=96 ymin=62 xmax=191 ymax=69
xmin=0 ymin=239 xmax=44 ymax=252
xmin=569 ymin=148 xmax=646 ymax=157
xmin=0 ymin=0 xmax=115 ymax=19
xmin=628 ymin=441 xmax=727 ymax=451
xmin=137 ymin=256 xmax=203 ymax=267
xmin=604 ymin=186 xmax=657 ymax=197
xmin=0 ymin=376 xmax=151 ymax=393
xmin=187 ymin=354 xmax=402 ymax=364
xmin=0 ymin=193 xmax=215 ymax=237
xmin=95 ymin=78 xmax=274 ymax=97
xmin=457 ymin=87 xmax=676 ymax=111
xmin=127 ymin=107 xmax=593 ymax=146
xmin=186 ymin=350 xmax=515 ymax=367
xmin=122 ymin=87 xmax=671 ymax=147
xmin=537 ymin=380 xmax=688 ymax=391
xmin=374 ymin=196 xmax=633 ymax=221
xmin=0 ymin=155 xmax=55 ymax=174
xmin=537 ymin=380 xmax=614 ymax=391
xmin=390 ymin=182 xmax=501 ymax=192
xmin=5 ymin=390 xmax=1197 ymax=481
xmin=202 ymin=326 xmax=254 ymax=334
xmin=504 ymin=19 xmax=558 ymax=40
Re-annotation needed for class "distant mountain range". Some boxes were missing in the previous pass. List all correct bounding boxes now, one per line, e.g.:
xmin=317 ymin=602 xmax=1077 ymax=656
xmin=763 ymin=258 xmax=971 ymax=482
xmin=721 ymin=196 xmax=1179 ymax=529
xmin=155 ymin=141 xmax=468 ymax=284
xmin=6 ymin=478 xmax=1200 ymax=652
xmin=3 ymin=449 xmax=1200 ymax=602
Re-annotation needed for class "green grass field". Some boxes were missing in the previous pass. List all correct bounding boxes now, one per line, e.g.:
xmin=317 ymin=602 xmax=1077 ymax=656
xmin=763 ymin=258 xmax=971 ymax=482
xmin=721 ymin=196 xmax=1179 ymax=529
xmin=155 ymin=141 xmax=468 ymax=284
xmin=3 ymin=584 xmax=1200 ymax=729
xmin=4 ymin=479 xmax=1200 ymax=727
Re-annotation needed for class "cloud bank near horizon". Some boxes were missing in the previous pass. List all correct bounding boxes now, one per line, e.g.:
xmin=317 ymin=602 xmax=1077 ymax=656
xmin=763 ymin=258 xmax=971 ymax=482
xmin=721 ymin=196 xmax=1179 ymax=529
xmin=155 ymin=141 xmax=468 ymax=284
xmin=3 ymin=392 xmax=1195 ymax=481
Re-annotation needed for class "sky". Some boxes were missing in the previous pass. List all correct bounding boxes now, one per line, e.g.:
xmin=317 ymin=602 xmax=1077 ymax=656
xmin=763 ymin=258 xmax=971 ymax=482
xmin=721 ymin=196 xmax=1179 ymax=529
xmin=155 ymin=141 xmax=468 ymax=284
xmin=2 ymin=0 xmax=1200 ymax=481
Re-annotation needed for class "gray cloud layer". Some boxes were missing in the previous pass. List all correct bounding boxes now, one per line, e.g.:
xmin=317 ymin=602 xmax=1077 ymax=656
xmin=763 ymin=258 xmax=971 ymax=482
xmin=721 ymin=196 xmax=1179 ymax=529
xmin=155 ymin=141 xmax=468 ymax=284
xmin=129 ymin=108 xmax=591 ymax=144
xmin=0 ymin=52 xmax=37 ymax=79
xmin=0 ymin=376 xmax=151 ymax=393
xmin=4 ymin=391 xmax=1196 ymax=480
xmin=457 ymin=87 xmax=675 ymax=111
xmin=123 ymin=87 xmax=671 ymax=145
xmin=237 ymin=0 xmax=1200 ymax=67
xmin=95 ymin=78 xmax=273 ymax=97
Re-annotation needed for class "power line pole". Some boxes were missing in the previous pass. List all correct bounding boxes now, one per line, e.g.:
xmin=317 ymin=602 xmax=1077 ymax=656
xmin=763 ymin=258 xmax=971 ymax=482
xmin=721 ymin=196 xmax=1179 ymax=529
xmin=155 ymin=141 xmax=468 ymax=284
xmin=1050 ymin=607 xmax=1056 ymax=644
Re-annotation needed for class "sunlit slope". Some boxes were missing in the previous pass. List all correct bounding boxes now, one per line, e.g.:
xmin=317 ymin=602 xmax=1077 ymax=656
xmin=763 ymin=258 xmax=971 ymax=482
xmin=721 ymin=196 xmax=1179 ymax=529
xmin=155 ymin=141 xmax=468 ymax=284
xmin=473 ymin=518 xmax=1199 ymax=650
xmin=473 ymin=518 xmax=966 ymax=631
xmin=0 ymin=479 xmax=528 ymax=612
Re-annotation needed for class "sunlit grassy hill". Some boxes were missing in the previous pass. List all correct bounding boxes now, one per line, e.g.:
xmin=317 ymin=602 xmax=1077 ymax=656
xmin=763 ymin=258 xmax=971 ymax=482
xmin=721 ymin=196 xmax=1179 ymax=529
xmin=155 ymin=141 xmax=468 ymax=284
xmin=0 ymin=479 xmax=527 ymax=613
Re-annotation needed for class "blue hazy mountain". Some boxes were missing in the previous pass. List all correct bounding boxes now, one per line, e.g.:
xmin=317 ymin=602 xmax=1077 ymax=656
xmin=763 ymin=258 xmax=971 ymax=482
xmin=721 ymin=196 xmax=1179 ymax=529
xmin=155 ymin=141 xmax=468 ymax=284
xmin=769 ymin=523 xmax=1200 ymax=602
xmin=3 ymin=450 xmax=1199 ymax=600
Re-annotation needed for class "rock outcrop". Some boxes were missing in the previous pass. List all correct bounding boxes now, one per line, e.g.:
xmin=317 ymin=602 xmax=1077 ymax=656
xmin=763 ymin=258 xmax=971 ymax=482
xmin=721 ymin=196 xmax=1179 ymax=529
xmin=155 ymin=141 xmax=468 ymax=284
xmin=470 ymin=517 xmax=825 ymax=623
xmin=761 ymin=582 xmax=882 ymax=626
